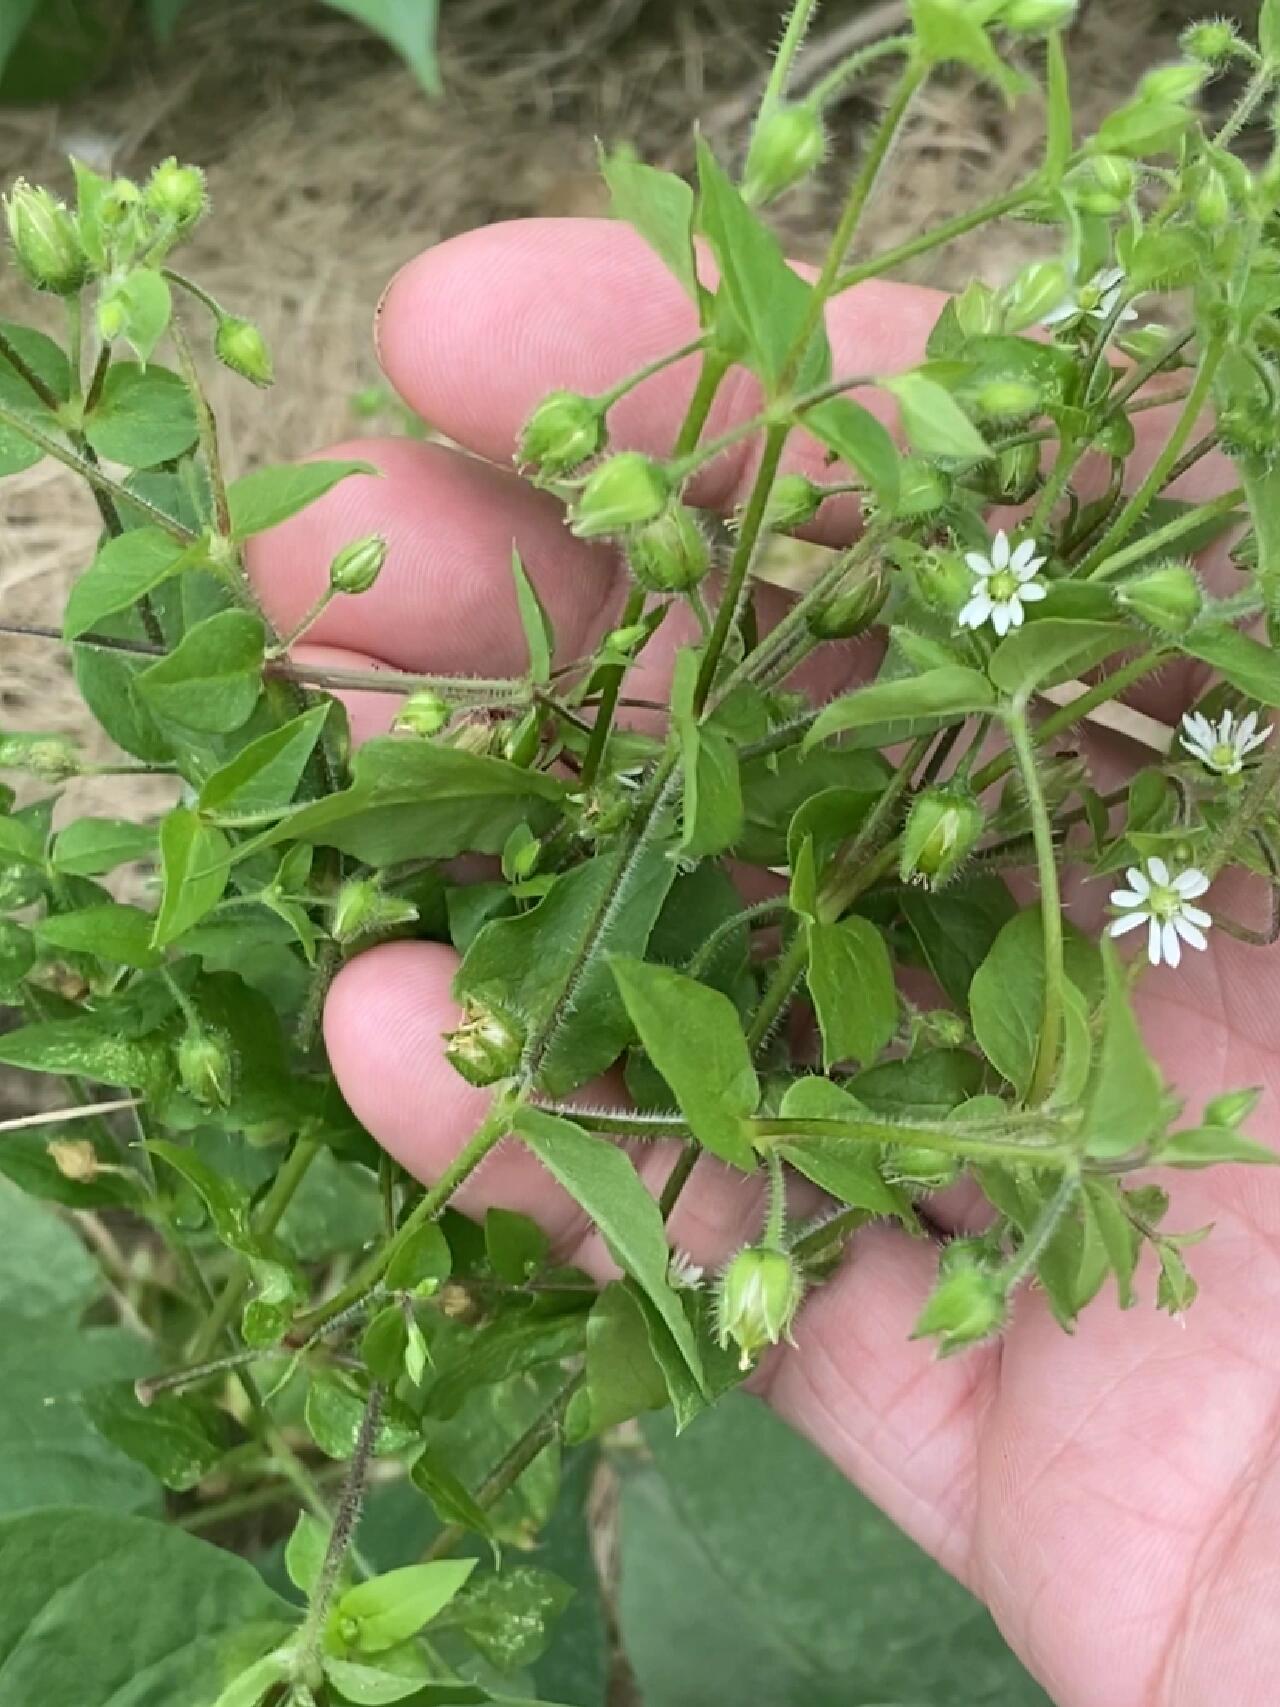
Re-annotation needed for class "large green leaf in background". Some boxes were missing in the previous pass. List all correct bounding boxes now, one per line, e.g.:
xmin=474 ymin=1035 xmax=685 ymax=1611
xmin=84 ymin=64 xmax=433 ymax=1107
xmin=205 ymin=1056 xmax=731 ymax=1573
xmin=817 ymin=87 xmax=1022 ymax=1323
xmin=619 ymin=1397 xmax=1050 ymax=1707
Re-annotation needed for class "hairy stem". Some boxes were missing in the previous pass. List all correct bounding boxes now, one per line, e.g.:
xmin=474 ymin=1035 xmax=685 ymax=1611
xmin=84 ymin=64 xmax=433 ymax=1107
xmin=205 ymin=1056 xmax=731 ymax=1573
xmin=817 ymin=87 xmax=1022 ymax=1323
xmin=1007 ymin=705 xmax=1065 ymax=1107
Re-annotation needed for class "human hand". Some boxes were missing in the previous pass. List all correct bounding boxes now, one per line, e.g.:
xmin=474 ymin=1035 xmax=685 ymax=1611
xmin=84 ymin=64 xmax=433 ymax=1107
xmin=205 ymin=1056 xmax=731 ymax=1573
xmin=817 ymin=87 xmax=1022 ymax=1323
xmin=248 ymin=218 xmax=1280 ymax=1707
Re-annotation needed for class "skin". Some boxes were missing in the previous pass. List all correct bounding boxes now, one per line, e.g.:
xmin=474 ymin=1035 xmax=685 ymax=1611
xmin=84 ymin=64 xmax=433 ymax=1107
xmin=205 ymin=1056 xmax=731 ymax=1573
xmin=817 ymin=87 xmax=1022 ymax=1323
xmin=248 ymin=219 xmax=1280 ymax=1707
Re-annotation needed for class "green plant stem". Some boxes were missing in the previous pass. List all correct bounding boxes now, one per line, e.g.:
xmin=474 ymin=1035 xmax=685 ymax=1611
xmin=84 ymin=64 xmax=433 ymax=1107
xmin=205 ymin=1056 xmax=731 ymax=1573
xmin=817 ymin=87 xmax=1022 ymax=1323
xmin=190 ymin=1137 xmax=322 ymax=1360
xmin=581 ymin=586 xmax=646 ymax=787
xmin=757 ymin=0 xmax=822 ymax=122
xmin=297 ymin=1384 xmax=384 ymax=1665
xmin=674 ymin=350 xmax=732 ymax=457
xmin=598 ymin=335 xmax=707 ymax=411
xmin=170 ymin=312 xmax=232 ymax=537
xmin=1077 ymin=337 xmax=1227 ymax=576
xmin=1215 ymin=60 xmax=1276 ymax=149
xmin=693 ymin=422 xmax=788 ymax=708
xmin=1109 ymin=325 xmax=1196 ymax=410
xmin=164 ymin=267 xmax=226 ymax=320
xmin=1201 ymin=735 xmax=1280 ymax=877
xmin=1007 ymin=704 xmax=1064 ymax=1107
xmin=999 ymin=1169 xmax=1081 ymax=1292
xmin=0 ymin=1095 xmax=139 ymax=1135
xmin=763 ymin=1150 xmax=788 ymax=1249
xmin=1084 ymin=486 xmax=1243 ymax=584
xmin=685 ymin=897 xmax=788 ymax=981
xmin=65 ymin=296 xmax=83 ymax=397
xmin=833 ymin=177 xmax=1037 ymax=293
xmin=753 ymin=1117 xmax=1074 ymax=1167
xmin=0 ymin=397 xmax=193 ymax=539
xmin=272 ymin=587 xmax=337 ymax=655
xmin=809 ymin=34 xmax=913 ymax=106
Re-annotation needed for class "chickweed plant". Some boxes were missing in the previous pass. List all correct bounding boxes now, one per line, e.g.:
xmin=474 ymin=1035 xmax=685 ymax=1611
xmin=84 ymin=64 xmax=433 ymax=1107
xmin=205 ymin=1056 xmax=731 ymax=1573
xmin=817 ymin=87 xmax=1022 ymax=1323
xmin=2 ymin=2 xmax=1280 ymax=1701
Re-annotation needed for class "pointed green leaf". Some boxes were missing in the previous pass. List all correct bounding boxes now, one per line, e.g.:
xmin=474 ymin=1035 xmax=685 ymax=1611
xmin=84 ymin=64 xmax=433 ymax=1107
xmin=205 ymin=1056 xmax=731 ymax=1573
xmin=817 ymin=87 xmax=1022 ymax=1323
xmin=336 ymin=1560 xmax=477 ymax=1654
xmin=152 ymin=806 xmax=230 ymax=946
xmin=681 ymin=724 xmax=743 ymax=857
xmin=63 ymin=528 xmax=192 ymax=639
xmin=36 ymin=904 xmax=161 ymax=969
xmin=988 ymin=619 xmax=1129 ymax=698
xmin=50 ymin=817 xmax=156 ymax=877
xmin=198 ymin=703 xmax=331 ymax=815
xmin=805 ymin=916 xmax=897 ymax=1068
xmin=83 ymin=362 xmax=198 ymax=467
xmin=805 ymin=666 xmax=993 ymax=749
xmin=510 ymin=547 xmax=553 ymax=684
xmin=883 ymin=370 xmax=991 ymax=461
xmin=1181 ymin=624 xmax=1280 ymax=707
xmin=137 ymin=610 xmax=264 ymax=734
xmin=776 ymin=1078 xmax=909 ymax=1219
xmin=1157 ymin=1127 xmax=1280 ymax=1168
xmin=320 ymin=0 xmax=441 ymax=94
xmin=802 ymin=396 xmax=901 ymax=511
xmin=227 ymin=458 xmax=376 ymax=538
xmin=1081 ymin=941 xmax=1167 ymax=1158
xmin=601 ymin=145 xmax=698 ymax=300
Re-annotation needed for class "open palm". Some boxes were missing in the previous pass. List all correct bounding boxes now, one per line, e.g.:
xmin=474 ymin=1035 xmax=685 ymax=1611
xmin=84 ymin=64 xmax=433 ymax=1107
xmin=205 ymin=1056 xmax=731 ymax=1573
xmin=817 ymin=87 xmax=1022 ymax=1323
xmin=247 ymin=219 xmax=1280 ymax=1707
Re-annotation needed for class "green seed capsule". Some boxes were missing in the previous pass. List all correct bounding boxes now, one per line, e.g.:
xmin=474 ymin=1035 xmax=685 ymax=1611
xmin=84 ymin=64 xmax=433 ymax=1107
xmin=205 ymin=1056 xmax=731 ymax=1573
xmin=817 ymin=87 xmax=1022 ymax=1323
xmin=1194 ymin=167 xmax=1231 ymax=232
xmin=1116 ymin=560 xmax=1203 ymax=635
xmin=900 ymin=787 xmax=985 ymax=888
xmin=145 ymin=158 xmax=208 ymax=231
xmin=4 ymin=181 xmax=87 ymax=295
xmin=716 ymin=1246 xmax=804 ymax=1369
xmin=627 ymin=502 xmax=710 ymax=592
xmin=570 ymin=452 xmax=671 ymax=540
xmin=912 ymin=1261 xmax=1007 ymax=1355
xmin=763 ymin=473 xmax=826 ymax=534
xmin=394 ymin=690 xmax=451 ymax=737
xmin=1138 ymin=64 xmax=1208 ymax=104
xmin=444 ymin=999 xmax=525 ymax=1087
xmin=1180 ymin=19 xmax=1240 ymax=64
xmin=215 ymin=316 xmax=274 ymax=387
xmin=973 ymin=377 xmax=1043 ymax=423
xmin=743 ymin=102 xmax=827 ymax=205
xmin=329 ymin=534 xmax=388 ymax=596
xmin=177 ymin=1029 xmax=236 ymax=1110
xmin=807 ymin=568 xmax=888 ymax=640
xmin=886 ymin=1145 xmax=961 ymax=1192
xmin=332 ymin=878 xmax=418 ymax=945
xmin=518 ymin=389 xmax=605 ymax=477
xmin=0 ymin=733 xmax=80 ymax=782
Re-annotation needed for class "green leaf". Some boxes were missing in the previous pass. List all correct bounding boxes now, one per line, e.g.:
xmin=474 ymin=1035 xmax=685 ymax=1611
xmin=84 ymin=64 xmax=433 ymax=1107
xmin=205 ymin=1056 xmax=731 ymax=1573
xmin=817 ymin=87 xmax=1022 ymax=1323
xmin=152 ymin=807 xmax=231 ymax=947
xmin=83 ymin=363 xmax=198 ymax=467
xmin=36 ymin=904 xmax=161 ymax=969
xmin=1156 ymin=1127 xmax=1280 ymax=1168
xmin=910 ymin=0 xmax=1024 ymax=98
xmin=227 ymin=458 xmax=375 ymax=538
xmin=385 ymin=1221 xmax=453 ymax=1293
xmin=284 ymin=1513 xmax=331 ymax=1595
xmin=260 ymin=736 xmax=563 ymax=866
xmin=900 ymin=875 xmax=1018 ymax=1007
xmin=739 ymin=746 xmax=887 ymax=865
xmin=81 ymin=1383 xmax=232 ymax=1493
xmin=1182 ymin=624 xmax=1280 ymax=707
xmin=600 ymin=145 xmax=698 ymax=300
xmin=619 ymin=1397 xmax=1049 ymax=1706
xmin=456 ymin=846 xmax=674 ymax=1096
xmin=565 ymin=1281 xmax=669 ymax=1444
xmin=63 ymin=527 xmax=193 ymax=639
xmin=695 ymin=136 xmax=827 ymax=394
xmin=681 ymin=724 xmax=743 ymax=857
xmin=805 ymin=666 xmax=993 ymax=749
xmin=509 ymin=547 xmax=552 ymax=684
xmin=988 ymin=619 xmax=1129 ymax=698
xmin=0 ymin=322 xmax=68 ymax=475
xmin=513 ymin=1106 xmax=706 ymax=1390
xmin=484 ymin=1208 xmax=549 ymax=1286
xmin=1083 ymin=1180 xmax=1140 ymax=1308
xmin=73 ymin=639 xmax=175 ymax=765
xmin=1081 ymin=942 xmax=1167 ymax=1158
xmin=137 ymin=609 xmax=265 ymax=733
xmin=0 ymin=0 xmax=38 ymax=76
xmin=409 ymin=1451 xmax=500 ymax=1559
xmin=304 ymin=1375 xmax=418 ymax=1462
xmin=451 ymin=1565 xmax=575 ymax=1675
xmin=336 ymin=1560 xmax=477 ymax=1654
xmin=212 ymin=1652 xmax=292 ymax=1707
xmin=883 ymin=370 xmax=992 ymax=461
xmin=970 ymin=908 xmax=1099 ymax=1099
xmin=802 ymin=396 xmax=901 ymax=512
xmin=0 ymin=1508 xmax=293 ymax=1707
xmin=51 ymin=817 xmax=156 ymax=876
xmin=321 ymin=1653 xmax=428 ymax=1704
xmin=0 ymin=1017 xmax=162 ymax=1090
xmin=198 ymin=704 xmax=331 ymax=816
xmin=320 ymin=0 xmax=442 ymax=94
xmin=1094 ymin=98 xmax=1196 ymax=157
xmin=0 ymin=1172 xmax=99 ymax=1323
xmin=108 ymin=267 xmax=173 ymax=364
xmin=611 ymin=958 xmax=758 ymax=1170
xmin=775 ymin=1078 xmax=909 ymax=1219
xmin=805 ymin=916 xmax=897 ymax=1068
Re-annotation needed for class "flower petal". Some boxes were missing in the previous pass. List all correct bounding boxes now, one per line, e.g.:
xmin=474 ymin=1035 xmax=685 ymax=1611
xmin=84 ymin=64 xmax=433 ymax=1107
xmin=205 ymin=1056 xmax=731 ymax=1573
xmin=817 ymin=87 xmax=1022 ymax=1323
xmin=1125 ymin=866 xmax=1151 ymax=897
xmin=1181 ymin=905 xmax=1212 ymax=929
xmin=1173 ymin=916 xmax=1208 ymax=952
xmin=1013 ymin=555 xmax=1047 ymax=583
xmin=1148 ymin=855 xmax=1170 ymax=887
xmin=1148 ymin=915 xmax=1164 ymax=966
xmin=1008 ymin=598 xmax=1026 ymax=628
xmin=1172 ymin=867 xmax=1209 ymax=898
xmin=1010 ymin=538 xmax=1038 ymax=572
xmin=1018 ymin=579 xmax=1048 ymax=602
xmin=990 ymin=530 xmax=1011 ymax=570
xmin=1110 ymin=889 xmax=1145 ymax=909
xmin=965 ymin=552 xmax=994 ymax=576
xmin=1109 ymin=910 xmax=1147 ymax=936
xmin=991 ymin=602 xmax=1013 ymax=637
xmin=958 ymin=594 xmax=992 ymax=630
xmin=1162 ymin=920 xmax=1182 ymax=969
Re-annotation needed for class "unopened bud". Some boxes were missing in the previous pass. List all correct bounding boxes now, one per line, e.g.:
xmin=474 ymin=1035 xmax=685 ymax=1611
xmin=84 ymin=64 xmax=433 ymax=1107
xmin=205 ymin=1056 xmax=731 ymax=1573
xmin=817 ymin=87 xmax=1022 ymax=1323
xmin=1139 ymin=63 xmax=1208 ymax=104
xmin=97 ymin=296 xmax=126 ymax=341
xmin=48 ymin=1139 xmax=100 ymax=1182
xmin=900 ymin=787 xmax=985 ymax=888
xmin=885 ymin=1144 xmax=961 ymax=1191
xmin=332 ymin=877 xmax=418 ymax=945
xmin=1001 ymin=260 xmax=1070 ymax=332
xmin=627 ymin=503 xmax=709 ymax=592
xmin=1000 ymin=0 xmax=1077 ymax=33
xmin=215 ymin=316 xmax=274 ymax=387
xmin=910 ymin=549 xmax=972 ymax=619
xmin=177 ymin=1028 xmax=235 ymax=1109
xmin=985 ymin=441 xmax=1041 ymax=505
xmin=1116 ymin=560 xmax=1203 ymax=635
xmin=518 ymin=390 xmax=605 ymax=477
xmin=602 ymin=621 xmax=649 ymax=656
xmin=1180 ymin=19 xmax=1240 ymax=64
xmin=972 ymin=377 xmax=1043 ymax=422
xmin=4 ymin=181 xmax=87 ymax=295
xmin=716 ymin=1245 xmax=804 ymax=1369
xmin=763 ymin=473 xmax=826 ymax=534
xmin=444 ymin=998 xmax=525 ymax=1087
xmin=1204 ymin=1086 xmax=1263 ymax=1129
xmin=1194 ymin=167 xmax=1232 ymax=231
xmin=329 ymin=534 xmax=387 ymax=596
xmin=571 ymin=453 xmax=671 ymax=539
xmin=912 ymin=1261 xmax=1006 ymax=1355
xmin=144 ymin=158 xmax=207 ymax=231
xmin=743 ymin=103 xmax=827 ymax=205
xmin=394 ymin=689 xmax=451 ymax=737
xmin=1091 ymin=154 xmax=1136 ymax=200
xmin=807 ymin=568 xmax=888 ymax=640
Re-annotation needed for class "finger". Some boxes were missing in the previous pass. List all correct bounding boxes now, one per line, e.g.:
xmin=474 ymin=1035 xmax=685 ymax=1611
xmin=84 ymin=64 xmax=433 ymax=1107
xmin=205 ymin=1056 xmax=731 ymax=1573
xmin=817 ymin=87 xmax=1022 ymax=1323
xmin=376 ymin=216 xmax=945 ymax=540
xmin=245 ymin=436 xmax=624 ymax=674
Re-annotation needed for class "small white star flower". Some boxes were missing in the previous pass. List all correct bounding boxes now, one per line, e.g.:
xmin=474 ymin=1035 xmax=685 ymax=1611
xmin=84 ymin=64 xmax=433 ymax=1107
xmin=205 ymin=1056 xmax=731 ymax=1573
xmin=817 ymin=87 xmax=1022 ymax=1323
xmin=1108 ymin=856 xmax=1212 ymax=969
xmin=668 ymin=1250 xmax=705 ymax=1291
xmin=1179 ymin=708 xmax=1272 ymax=777
xmin=1043 ymin=266 xmax=1140 ymax=329
xmin=958 ymin=529 xmax=1048 ymax=637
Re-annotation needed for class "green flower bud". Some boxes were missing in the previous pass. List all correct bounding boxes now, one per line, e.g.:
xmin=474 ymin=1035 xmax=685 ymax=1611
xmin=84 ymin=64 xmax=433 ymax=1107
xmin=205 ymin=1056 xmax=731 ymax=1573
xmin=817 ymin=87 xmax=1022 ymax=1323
xmin=215 ymin=316 xmax=274 ymax=387
xmin=910 ymin=549 xmax=972 ymax=619
xmin=1204 ymin=1086 xmax=1262 ymax=1129
xmin=885 ymin=1144 xmax=961 ymax=1192
xmin=952 ymin=279 xmax=1001 ymax=338
xmin=912 ymin=1262 xmax=1007 ymax=1355
xmin=972 ymin=377 xmax=1043 ymax=422
xmin=1090 ymin=154 xmax=1136 ymax=199
xmin=0 ymin=733 xmax=80 ymax=782
xmin=332 ymin=877 xmax=418 ymax=945
xmin=100 ymin=178 xmax=141 ymax=231
xmin=444 ymin=998 xmax=525 ymax=1087
xmin=97 ymin=295 xmax=126 ymax=341
xmin=518 ymin=389 xmax=605 ymax=477
xmin=570 ymin=452 xmax=671 ymax=540
xmin=177 ymin=1028 xmax=236 ymax=1109
xmin=807 ymin=568 xmax=888 ymax=640
xmin=1116 ymin=560 xmax=1203 ymax=635
xmin=764 ymin=472 xmax=827 ymax=534
xmin=983 ymin=440 xmax=1041 ymax=505
xmin=716 ymin=1245 xmax=804 ymax=1369
xmin=1194 ymin=166 xmax=1232 ymax=231
xmin=4 ymin=180 xmax=87 ymax=295
xmin=900 ymin=787 xmax=985 ymax=888
xmin=999 ymin=0 xmax=1077 ymax=34
xmin=1139 ymin=63 xmax=1208 ymax=104
xmin=329 ymin=534 xmax=387 ymax=596
xmin=627 ymin=502 xmax=709 ymax=591
xmin=394 ymin=689 xmax=451 ymax=737
xmin=743 ymin=102 xmax=827 ymax=205
xmin=602 ymin=621 xmax=650 ymax=656
xmin=144 ymin=158 xmax=208 ymax=231
xmin=1180 ymin=19 xmax=1241 ymax=64
xmin=1000 ymin=260 xmax=1070 ymax=332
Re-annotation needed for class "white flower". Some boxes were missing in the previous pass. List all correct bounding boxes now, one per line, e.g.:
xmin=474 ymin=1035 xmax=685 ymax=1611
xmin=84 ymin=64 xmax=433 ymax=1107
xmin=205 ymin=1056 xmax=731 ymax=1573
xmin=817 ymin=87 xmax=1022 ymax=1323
xmin=668 ymin=1250 xmax=704 ymax=1291
xmin=1108 ymin=856 xmax=1212 ymax=969
xmin=1043 ymin=266 xmax=1140 ymax=329
xmin=1179 ymin=708 xmax=1272 ymax=777
xmin=958 ymin=529 xmax=1048 ymax=637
